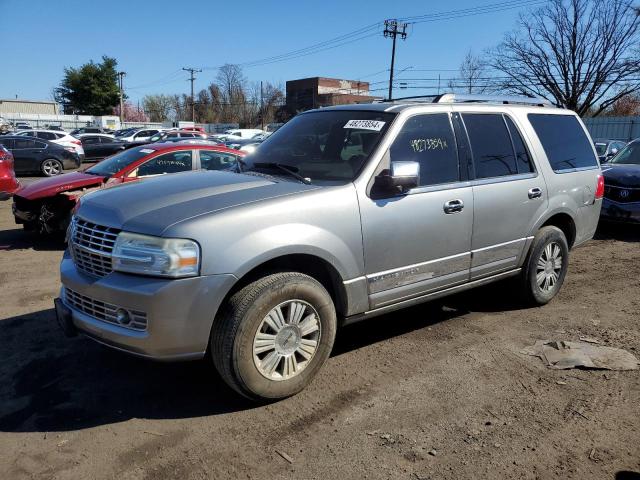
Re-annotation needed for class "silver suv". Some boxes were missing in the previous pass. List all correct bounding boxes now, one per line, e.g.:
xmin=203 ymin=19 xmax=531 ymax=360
xmin=55 ymin=94 xmax=603 ymax=400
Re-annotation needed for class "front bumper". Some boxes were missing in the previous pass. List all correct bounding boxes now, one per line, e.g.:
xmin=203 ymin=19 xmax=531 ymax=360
xmin=601 ymin=198 xmax=640 ymax=223
xmin=58 ymin=252 xmax=237 ymax=360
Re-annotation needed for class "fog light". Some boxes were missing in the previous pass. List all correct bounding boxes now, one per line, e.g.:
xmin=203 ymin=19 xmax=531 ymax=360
xmin=115 ymin=308 xmax=132 ymax=326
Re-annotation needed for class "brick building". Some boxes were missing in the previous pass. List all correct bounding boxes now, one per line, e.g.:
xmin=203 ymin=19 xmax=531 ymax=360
xmin=286 ymin=77 xmax=378 ymax=113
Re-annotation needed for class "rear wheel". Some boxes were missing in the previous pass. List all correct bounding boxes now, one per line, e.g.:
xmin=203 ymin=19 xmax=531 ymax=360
xmin=41 ymin=158 xmax=63 ymax=176
xmin=520 ymin=226 xmax=569 ymax=305
xmin=211 ymin=272 xmax=337 ymax=401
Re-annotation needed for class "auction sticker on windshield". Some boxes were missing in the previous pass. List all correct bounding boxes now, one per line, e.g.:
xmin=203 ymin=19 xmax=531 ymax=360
xmin=140 ymin=149 xmax=156 ymax=154
xmin=343 ymin=120 xmax=386 ymax=131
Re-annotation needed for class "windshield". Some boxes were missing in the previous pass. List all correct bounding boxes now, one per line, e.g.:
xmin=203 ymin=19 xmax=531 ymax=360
xmin=609 ymin=142 xmax=640 ymax=165
xmin=86 ymin=146 xmax=156 ymax=176
xmin=594 ymin=143 xmax=607 ymax=156
xmin=244 ymin=110 xmax=395 ymax=183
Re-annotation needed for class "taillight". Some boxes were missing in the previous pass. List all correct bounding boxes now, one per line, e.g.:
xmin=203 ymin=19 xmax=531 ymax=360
xmin=595 ymin=174 xmax=605 ymax=199
xmin=71 ymin=139 xmax=81 ymax=145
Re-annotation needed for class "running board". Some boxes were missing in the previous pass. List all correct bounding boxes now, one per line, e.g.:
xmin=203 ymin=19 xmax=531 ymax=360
xmin=341 ymin=268 xmax=521 ymax=326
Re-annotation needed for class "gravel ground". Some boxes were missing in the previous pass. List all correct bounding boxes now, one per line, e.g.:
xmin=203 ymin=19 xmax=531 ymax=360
xmin=0 ymin=178 xmax=639 ymax=480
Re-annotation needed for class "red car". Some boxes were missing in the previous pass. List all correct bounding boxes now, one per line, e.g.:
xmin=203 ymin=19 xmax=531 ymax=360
xmin=0 ymin=145 xmax=20 ymax=199
xmin=12 ymin=142 xmax=245 ymax=234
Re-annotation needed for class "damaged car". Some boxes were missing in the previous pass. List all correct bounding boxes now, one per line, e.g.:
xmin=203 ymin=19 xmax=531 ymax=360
xmin=12 ymin=143 xmax=244 ymax=234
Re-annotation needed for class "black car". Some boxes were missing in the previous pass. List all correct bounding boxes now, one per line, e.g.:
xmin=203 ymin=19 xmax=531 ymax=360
xmin=0 ymin=136 xmax=81 ymax=176
xmin=601 ymin=139 xmax=640 ymax=223
xmin=593 ymin=138 xmax=627 ymax=163
xmin=79 ymin=135 xmax=126 ymax=161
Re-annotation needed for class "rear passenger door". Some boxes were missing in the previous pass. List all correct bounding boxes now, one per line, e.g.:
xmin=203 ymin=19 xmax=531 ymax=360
xmin=11 ymin=138 xmax=43 ymax=173
xmin=461 ymin=112 xmax=547 ymax=280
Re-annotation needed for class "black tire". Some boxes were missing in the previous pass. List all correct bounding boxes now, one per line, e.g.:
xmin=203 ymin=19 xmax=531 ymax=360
xmin=211 ymin=272 xmax=337 ymax=401
xmin=520 ymin=226 xmax=569 ymax=305
xmin=40 ymin=158 xmax=63 ymax=177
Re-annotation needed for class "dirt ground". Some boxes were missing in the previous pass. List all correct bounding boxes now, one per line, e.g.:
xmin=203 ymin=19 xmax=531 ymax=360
xmin=0 ymin=178 xmax=639 ymax=480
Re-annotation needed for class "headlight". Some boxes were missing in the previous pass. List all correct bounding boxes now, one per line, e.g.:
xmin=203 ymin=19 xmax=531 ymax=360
xmin=111 ymin=232 xmax=200 ymax=278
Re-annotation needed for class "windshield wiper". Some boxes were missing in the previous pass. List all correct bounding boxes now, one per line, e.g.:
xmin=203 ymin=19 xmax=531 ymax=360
xmin=252 ymin=162 xmax=311 ymax=184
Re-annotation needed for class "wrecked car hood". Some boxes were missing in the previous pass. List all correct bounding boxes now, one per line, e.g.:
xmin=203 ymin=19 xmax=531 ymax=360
xmin=16 ymin=172 xmax=105 ymax=200
xmin=77 ymin=170 xmax=320 ymax=236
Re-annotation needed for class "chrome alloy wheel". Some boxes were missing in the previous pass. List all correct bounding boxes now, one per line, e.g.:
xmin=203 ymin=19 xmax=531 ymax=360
xmin=536 ymin=242 xmax=563 ymax=292
xmin=252 ymin=300 xmax=321 ymax=381
xmin=42 ymin=159 xmax=62 ymax=176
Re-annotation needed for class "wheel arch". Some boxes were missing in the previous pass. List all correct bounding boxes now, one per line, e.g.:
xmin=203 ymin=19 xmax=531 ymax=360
xmin=535 ymin=211 xmax=577 ymax=249
xmin=222 ymin=253 xmax=349 ymax=318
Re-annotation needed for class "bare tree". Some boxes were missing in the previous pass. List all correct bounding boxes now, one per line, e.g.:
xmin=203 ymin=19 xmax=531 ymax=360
xmin=142 ymin=94 xmax=173 ymax=122
xmin=449 ymin=50 xmax=489 ymax=94
xmin=490 ymin=0 xmax=640 ymax=116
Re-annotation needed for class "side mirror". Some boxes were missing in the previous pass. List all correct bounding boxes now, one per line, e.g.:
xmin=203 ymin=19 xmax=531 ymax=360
xmin=608 ymin=148 xmax=619 ymax=157
xmin=374 ymin=161 xmax=420 ymax=193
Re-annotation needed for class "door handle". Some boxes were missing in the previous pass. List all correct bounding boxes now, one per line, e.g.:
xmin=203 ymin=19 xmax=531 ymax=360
xmin=528 ymin=187 xmax=543 ymax=199
xmin=443 ymin=199 xmax=464 ymax=214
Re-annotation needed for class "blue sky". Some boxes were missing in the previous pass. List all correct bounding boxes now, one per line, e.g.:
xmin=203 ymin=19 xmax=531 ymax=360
xmin=0 ymin=0 xmax=537 ymax=103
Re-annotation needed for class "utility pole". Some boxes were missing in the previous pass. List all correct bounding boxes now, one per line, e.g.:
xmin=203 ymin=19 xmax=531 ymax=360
xmin=182 ymin=67 xmax=202 ymax=123
xmin=383 ymin=19 xmax=408 ymax=101
xmin=117 ymin=71 xmax=126 ymax=122
xmin=260 ymin=81 xmax=264 ymax=131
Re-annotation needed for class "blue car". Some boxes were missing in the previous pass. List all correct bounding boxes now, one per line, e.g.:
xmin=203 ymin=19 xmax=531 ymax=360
xmin=601 ymin=139 xmax=640 ymax=223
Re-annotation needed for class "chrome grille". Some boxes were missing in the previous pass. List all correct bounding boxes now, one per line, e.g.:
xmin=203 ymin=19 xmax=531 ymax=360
xmin=64 ymin=287 xmax=147 ymax=331
xmin=70 ymin=217 xmax=120 ymax=278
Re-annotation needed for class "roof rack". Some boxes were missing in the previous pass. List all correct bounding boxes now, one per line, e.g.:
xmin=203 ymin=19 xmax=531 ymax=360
xmin=381 ymin=92 xmax=553 ymax=107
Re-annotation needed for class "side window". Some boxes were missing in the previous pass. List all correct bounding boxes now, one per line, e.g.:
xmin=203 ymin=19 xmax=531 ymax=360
xmin=463 ymin=113 xmax=518 ymax=179
xmin=504 ymin=116 xmax=534 ymax=173
xmin=34 ymin=140 xmax=48 ymax=148
xmin=37 ymin=131 xmax=56 ymax=140
xmin=99 ymin=137 xmax=113 ymax=144
xmin=388 ymin=113 xmax=459 ymax=186
xmin=199 ymin=150 xmax=237 ymax=170
xmin=82 ymin=136 xmax=99 ymax=145
xmin=528 ymin=114 xmax=598 ymax=172
xmin=14 ymin=139 xmax=36 ymax=149
xmin=136 ymin=150 xmax=193 ymax=176
xmin=0 ymin=139 xmax=14 ymax=149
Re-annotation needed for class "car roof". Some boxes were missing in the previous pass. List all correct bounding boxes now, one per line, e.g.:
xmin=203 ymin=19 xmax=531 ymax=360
xmin=143 ymin=142 xmax=245 ymax=155
xmin=1 ymin=135 xmax=60 ymax=146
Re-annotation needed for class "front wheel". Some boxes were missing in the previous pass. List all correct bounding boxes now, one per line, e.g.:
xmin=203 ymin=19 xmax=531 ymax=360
xmin=211 ymin=272 xmax=337 ymax=401
xmin=41 ymin=158 xmax=63 ymax=176
xmin=520 ymin=226 xmax=569 ymax=305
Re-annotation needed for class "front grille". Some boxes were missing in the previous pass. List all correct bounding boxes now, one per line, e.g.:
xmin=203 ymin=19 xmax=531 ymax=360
xmin=604 ymin=185 xmax=640 ymax=203
xmin=65 ymin=287 xmax=148 ymax=331
xmin=70 ymin=217 xmax=120 ymax=278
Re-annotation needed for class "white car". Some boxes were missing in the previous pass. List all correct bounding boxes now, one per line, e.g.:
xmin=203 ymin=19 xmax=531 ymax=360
xmin=16 ymin=129 xmax=85 ymax=158
xmin=118 ymin=128 xmax=164 ymax=143
xmin=223 ymin=128 xmax=265 ymax=139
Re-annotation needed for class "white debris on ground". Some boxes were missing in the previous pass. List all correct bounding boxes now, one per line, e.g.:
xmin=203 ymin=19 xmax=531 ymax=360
xmin=521 ymin=340 xmax=639 ymax=370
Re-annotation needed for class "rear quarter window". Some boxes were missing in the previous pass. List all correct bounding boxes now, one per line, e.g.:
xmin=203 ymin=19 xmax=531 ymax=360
xmin=528 ymin=114 xmax=598 ymax=172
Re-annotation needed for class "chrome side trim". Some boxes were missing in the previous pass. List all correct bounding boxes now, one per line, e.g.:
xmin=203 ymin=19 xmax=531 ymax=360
xmin=343 ymin=276 xmax=366 ymax=285
xmin=366 ymin=251 xmax=470 ymax=294
xmin=342 ymin=268 xmax=521 ymax=326
xmin=471 ymin=237 xmax=530 ymax=267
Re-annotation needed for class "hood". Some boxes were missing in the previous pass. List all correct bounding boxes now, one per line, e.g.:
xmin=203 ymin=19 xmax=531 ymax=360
xmin=77 ymin=170 xmax=320 ymax=236
xmin=16 ymin=171 xmax=105 ymax=200
xmin=602 ymin=163 xmax=640 ymax=188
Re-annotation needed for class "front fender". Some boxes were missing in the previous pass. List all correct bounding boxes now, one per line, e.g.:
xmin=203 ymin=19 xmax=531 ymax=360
xmin=202 ymin=222 xmax=361 ymax=281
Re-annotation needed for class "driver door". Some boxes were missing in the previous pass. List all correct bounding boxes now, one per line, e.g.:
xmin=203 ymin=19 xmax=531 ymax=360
xmin=357 ymin=112 xmax=474 ymax=309
xmin=125 ymin=149 xmax=195 ymax=181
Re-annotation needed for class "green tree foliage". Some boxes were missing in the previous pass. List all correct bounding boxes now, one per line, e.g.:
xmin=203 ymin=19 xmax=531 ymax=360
xmin=54 ymin=56 xmax=120 ymax=115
